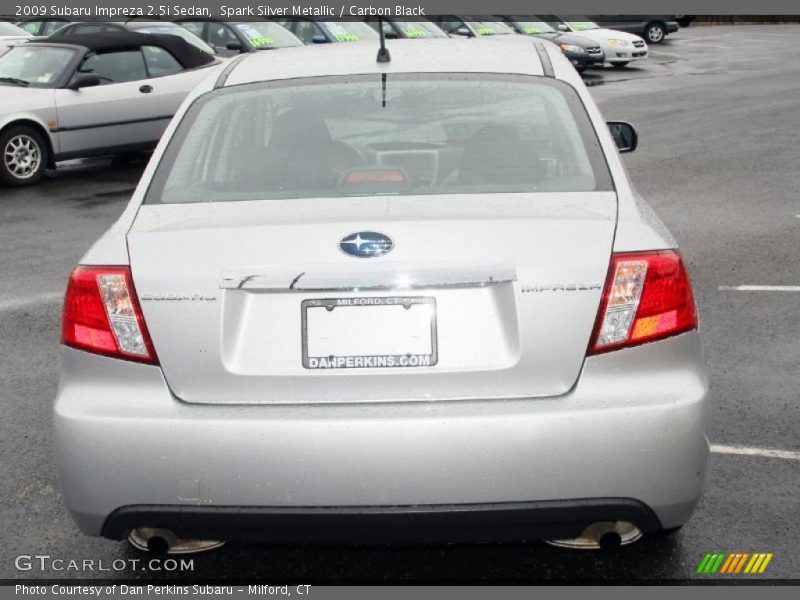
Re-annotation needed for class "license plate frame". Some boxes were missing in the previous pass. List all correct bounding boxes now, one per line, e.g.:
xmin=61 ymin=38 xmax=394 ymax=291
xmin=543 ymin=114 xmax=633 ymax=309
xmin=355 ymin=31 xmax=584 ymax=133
xmin=301 ymin=296 xmax=438 ymax=370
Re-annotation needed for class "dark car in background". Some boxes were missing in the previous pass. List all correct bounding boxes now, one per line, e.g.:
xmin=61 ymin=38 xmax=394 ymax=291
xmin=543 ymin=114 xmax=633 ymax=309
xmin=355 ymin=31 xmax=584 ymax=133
xmin=498 ymin=16 xmax=604 ymax=71
xmin=177 ymin=19 xmax=303 ymax=55
xmin=366 ymin=19 xmax=448 ymax=39
xmin=51 ymin=21 xmax=217 ymax=55
xmin=588 ymin=15 xmax=679 ymax=43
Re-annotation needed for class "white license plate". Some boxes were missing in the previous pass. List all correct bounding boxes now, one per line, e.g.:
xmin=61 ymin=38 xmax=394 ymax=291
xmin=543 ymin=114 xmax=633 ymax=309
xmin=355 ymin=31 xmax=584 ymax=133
xmin=301 ymin=297 xmax=437 ymax=369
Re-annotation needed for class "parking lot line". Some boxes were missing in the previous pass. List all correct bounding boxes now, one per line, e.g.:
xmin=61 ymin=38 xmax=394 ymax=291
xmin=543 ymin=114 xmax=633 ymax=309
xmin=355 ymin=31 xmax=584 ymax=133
xmin=0 ymin=292 xmax=62 ymax=313
xmin=718 ymin=285 xmax=800 ymax=292
xmin=711 ymin=444 xmax=800 ymax=461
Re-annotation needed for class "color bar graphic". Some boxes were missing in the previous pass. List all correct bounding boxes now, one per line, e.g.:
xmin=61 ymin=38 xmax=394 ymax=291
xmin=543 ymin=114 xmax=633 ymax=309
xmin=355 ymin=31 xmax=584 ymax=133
xmin=698 ymin=552 xmax=773 ymax=574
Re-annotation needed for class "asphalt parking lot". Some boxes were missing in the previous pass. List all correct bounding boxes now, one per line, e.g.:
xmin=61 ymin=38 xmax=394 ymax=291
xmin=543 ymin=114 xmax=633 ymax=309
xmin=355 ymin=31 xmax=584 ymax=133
xmin=1 ymin=25 xmax=798 ymax=581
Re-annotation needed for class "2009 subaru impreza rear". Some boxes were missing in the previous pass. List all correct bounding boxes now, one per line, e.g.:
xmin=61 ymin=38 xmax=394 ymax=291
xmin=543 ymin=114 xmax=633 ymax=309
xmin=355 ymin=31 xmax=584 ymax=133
xmin=54 ymin=37 xmax=708 ymax=552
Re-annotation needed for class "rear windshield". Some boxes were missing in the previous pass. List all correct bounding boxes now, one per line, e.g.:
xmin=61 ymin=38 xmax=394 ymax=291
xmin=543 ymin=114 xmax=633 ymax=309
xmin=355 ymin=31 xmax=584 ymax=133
xmin=145 ymin=73 xmax=612 ymax=204
xmin=234 ymin=22 xmax=303 ymax=48
xmin=509 ymin=19 xmax=557 ymax=34
xmin=465 ymin=20 xmax=514 ymax=35
xmin=322 ymin=21 xmax=378 ymax=42
xmin=131 ymin=24 xmax=215 ymax=55
xmin=394 ymin=21 xmax=448 ymax=38
xmin=563 ymin=16 xmax=601 ymax=31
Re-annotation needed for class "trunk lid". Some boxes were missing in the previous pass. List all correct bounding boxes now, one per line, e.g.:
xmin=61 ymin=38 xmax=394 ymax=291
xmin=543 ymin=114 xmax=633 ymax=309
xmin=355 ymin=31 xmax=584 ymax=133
xmin=127 ymin=193 xmax=616 ymax=404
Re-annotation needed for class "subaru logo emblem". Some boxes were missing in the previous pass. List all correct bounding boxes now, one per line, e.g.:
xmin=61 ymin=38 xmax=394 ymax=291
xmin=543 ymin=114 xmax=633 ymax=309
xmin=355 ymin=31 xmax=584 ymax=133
xmin=339 ymin=232 xmax=394 ymax=258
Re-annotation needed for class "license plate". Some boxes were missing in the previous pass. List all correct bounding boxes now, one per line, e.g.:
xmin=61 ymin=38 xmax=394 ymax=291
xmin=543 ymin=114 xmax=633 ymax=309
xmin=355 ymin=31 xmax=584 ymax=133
xmin=302 ymin=297 xmax=437 ymax=369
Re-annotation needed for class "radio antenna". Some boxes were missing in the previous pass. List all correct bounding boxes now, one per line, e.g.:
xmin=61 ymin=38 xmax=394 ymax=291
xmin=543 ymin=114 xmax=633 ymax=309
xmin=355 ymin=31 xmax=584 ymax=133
xmin=376 ymin=17 xmax=391 ymax=63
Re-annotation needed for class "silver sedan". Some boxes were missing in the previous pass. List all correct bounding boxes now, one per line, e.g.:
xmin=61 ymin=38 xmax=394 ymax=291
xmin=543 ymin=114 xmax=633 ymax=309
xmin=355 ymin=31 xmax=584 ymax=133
xmin=54 ymin=37 xmax=708 ymax=553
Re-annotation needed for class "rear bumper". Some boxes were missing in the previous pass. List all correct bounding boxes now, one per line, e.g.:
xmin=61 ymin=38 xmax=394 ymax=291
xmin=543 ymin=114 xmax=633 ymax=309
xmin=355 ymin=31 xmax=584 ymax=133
xmin=102 ymin=500 xmax=661 ymax=544
xmin=54 ymin=332 xmax=709 ymax=541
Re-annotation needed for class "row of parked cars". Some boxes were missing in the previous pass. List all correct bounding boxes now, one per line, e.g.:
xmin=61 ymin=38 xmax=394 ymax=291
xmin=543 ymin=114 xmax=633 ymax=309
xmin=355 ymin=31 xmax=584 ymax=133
xmin=0 ymin=15 xmax=681 ymax=186
xmin=2 ymin=14 xmax=683 ymax=45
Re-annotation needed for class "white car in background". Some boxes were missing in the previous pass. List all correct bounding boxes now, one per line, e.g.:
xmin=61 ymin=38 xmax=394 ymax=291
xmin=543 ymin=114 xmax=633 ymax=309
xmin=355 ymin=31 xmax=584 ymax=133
xmin=0 ymin=21 xmax=33 ymax=45
xmin=539 ymin=15 xmax=648 ymax=68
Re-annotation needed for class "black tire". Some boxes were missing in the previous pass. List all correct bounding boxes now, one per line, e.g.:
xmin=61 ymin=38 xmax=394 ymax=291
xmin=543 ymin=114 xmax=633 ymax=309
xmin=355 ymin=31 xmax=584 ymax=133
xmin=645 ymin=22 xmax=666 ymax=44
xmin=0 ymin=125 xmax=48 ymax=187
xmin=612 ymin=62 xmax=630 ymax=69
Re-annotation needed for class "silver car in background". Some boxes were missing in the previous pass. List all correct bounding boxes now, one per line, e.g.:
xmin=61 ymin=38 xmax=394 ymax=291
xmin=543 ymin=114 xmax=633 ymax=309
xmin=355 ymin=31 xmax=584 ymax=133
xmin=55 ymin=37 xmax=708 ymax=552
xmin=0 ymin=32 xmax=220 ymax=186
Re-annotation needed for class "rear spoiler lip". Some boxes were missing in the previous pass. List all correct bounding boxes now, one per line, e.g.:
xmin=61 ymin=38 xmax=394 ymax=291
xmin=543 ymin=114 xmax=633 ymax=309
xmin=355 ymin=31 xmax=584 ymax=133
xmin=220 ymin=260 xmax=517 ymax=292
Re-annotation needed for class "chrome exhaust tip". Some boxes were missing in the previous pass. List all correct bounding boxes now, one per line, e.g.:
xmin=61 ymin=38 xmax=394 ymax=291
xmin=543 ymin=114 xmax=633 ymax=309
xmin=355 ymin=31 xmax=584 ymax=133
xmin=545 ymin=521 xmax=642 ymax=550
xmin=127 ymin=527 xmax=225 ymax=555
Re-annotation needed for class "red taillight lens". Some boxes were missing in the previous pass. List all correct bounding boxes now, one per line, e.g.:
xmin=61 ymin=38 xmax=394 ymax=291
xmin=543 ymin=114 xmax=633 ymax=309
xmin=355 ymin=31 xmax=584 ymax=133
xmin=589 ymin=250 xmax=697 ymax=354
xmin=61 ymin=266 xmax=158 ymax=364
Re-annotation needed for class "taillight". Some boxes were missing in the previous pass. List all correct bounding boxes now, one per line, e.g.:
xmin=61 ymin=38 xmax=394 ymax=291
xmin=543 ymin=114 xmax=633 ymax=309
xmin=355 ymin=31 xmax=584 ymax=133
xmin=61 ymin=266 xmax=158 ymax=364
xmin=589 ymin=250 xmax=697 ymax=354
